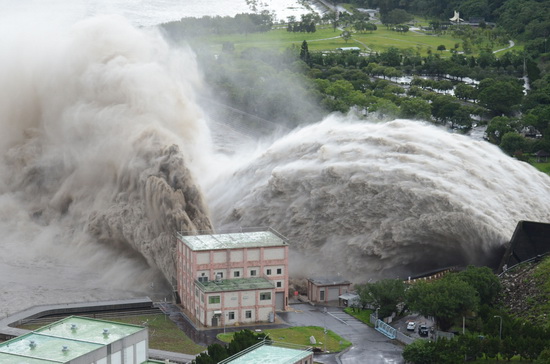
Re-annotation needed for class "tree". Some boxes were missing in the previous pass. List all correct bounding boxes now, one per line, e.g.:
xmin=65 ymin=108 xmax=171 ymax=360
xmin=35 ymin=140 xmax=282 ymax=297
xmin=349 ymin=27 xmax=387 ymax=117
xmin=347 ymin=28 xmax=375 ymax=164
xmin=500 ymin=132 xmax=528 ymax=155
xmin=381 ymin=9 xmax=413 ymax=27
xmin=355 ymin=279 xmax=406 ymax=318
xmin=402 ymin=339 xmax=437 ymax=364
xmin=454 ymin=83 xmax=478 ymax=101
xmin=400 ymin=97 xmax=432 ymax=121
xmin=300 ymin=40 xmax=310 ymax=64
xmin=406 ymin=275 xmax=479 ymax=331
xmin=394 ymin=24 xmax=409 ymax=33
xmin=456 ymin=265 xmax=501 ymax=306
xmin=341 ymin=30 xmax=352 ymax=43
xmin=365 ymin=22 xmax=377 ymax=33
xmin=485 ymin=116 xmax=515 ymax=144
xmin=437 ymin=44 xmax=446 ymax=52
xmin=478 ymin=78 xmax=524 ymax=116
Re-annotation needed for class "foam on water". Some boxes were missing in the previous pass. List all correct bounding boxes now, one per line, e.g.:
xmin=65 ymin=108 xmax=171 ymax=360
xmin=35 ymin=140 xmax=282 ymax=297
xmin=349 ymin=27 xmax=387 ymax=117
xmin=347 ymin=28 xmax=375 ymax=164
xmin=207 ymin=116 xmax=550 ymax=280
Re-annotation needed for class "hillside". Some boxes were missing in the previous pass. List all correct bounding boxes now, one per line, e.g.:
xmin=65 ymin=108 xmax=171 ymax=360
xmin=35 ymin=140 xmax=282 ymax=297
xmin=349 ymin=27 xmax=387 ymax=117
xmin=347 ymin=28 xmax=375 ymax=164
xmin=499 ymin=256 xmax=550 ymax=326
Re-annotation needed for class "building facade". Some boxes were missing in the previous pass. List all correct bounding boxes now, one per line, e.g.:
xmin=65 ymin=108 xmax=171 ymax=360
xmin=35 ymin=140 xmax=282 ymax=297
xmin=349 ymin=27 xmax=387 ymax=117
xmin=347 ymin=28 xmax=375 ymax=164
xmin=307 ymin=277 xmax=351 ymax=305
xmin=176 ymin=229 xmax=289 ymax=327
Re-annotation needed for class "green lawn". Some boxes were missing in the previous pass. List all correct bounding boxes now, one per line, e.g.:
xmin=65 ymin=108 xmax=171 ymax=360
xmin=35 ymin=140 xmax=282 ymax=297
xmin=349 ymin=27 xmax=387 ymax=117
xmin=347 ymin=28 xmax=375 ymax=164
xmin=532 ymin=161 xmax=550 ymax=175
xmin=18 ymin=314 xmax=206 ymax=355
xmin=343 ymin=307 xmax=374 ymax=327
xmin=196 ymin=21 xmax=516 ymax=57
xmin=217 ymin=326 xmax=351 ymax=353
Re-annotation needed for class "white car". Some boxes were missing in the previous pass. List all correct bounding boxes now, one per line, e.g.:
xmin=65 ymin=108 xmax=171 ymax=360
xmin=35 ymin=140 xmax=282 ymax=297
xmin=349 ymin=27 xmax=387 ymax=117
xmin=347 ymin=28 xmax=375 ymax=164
xmin=406 ymin=321 xmax=416 ymax=331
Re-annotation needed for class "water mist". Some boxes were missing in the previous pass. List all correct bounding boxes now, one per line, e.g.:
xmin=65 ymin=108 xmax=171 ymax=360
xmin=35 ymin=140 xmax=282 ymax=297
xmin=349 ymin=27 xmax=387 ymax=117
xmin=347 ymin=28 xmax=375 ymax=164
xmin=0 ymin=15 xmax=212 ymax=313
xmin=207 ymin=116 xmax=550 ymax=281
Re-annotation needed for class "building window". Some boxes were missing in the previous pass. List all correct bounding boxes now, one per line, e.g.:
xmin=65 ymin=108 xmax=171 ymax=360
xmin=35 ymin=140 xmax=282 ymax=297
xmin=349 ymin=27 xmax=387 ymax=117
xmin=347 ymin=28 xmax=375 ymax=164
xmin=266 ymin=269 xmax=272 ymax=275
xmin=245 ymin=310 xmax=252 ymax=319
xmin=201 ymin=294 xmax=204 ymax=303
xmin=276 ymin=281 xmax=282 ymax=288
xmin=250 ymin=270 xmax=257 ymax=276
xmin=208 ymin=296 xmax=220 ymax=304
xmin=228 ymin=312 xmax=235 ymax=320
xmin=260 ymin=292 xmax=271 ymax=301
xmin=195 ymin=288 xmax=199 ymax=296
xmin=277 ymin=268 xmax=282 ymax=274
xmin=233 ymin=271 xmax=240 ymax=278
xmin=198 ymin=275 xmax=208 ymax=283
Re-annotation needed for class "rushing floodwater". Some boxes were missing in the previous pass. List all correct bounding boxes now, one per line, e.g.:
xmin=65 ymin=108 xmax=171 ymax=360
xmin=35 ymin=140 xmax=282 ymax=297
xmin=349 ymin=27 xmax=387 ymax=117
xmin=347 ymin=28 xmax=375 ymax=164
xmin=0 ymin=5 xmax=549 ymax=315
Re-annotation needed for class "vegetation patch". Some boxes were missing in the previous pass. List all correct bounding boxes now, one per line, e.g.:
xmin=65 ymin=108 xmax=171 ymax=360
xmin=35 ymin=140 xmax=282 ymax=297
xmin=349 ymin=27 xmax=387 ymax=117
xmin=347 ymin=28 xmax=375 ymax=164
xmin=107 ymin=315 xmax=205 ymax=354
xmin=343 ymin=307 xmax=374 ymax=327
xmin=217 ymin=326 xmax=351 ymax=352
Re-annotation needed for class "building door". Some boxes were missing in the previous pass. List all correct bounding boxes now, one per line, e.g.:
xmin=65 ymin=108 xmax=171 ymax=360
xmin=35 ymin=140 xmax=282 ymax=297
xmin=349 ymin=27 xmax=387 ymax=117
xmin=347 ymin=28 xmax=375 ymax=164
xmin=211 ymin=316 xmax=218 ymax=327
xmin=320 ymin=290 xmax=325 ymax=301
xmin=275 ymin=292 xmax=284 ymax=310
xmin=329 ymin=287 xmax=339 ymax=301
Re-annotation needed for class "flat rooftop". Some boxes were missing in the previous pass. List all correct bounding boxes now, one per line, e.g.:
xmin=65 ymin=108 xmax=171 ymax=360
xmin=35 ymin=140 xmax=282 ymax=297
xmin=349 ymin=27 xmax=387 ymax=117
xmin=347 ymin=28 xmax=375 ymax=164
xmin=308 ymin=277 xmax=351 ymax=286
xmin=178 ymin=230 xmax=288 ymax=251
xmin=0 ymin=352 xmax=61 ymax=364
xmin=35 ymin=316 xmax=143 ymax=344
xmin=0 ymin=316 xmax=145 ymax=364
xmin=221 ymin=343 xmax=312 ymax=364
xmin=198 ymin=277 xmax=274 ymax=293
xmin=0 ymin=332 xmax=103 ymax=363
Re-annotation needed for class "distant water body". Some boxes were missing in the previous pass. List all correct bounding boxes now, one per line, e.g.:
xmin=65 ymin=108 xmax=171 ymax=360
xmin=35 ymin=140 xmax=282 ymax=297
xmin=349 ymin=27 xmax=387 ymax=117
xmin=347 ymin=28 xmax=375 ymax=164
xmin=3 ymin=0 xmax=316 ymax=27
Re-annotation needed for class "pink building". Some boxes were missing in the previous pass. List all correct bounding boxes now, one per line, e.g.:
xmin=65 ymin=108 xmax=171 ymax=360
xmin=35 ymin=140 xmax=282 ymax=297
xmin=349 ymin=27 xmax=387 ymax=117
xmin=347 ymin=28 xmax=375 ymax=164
xmin=176 ymin=229 xmax=289 ymax=327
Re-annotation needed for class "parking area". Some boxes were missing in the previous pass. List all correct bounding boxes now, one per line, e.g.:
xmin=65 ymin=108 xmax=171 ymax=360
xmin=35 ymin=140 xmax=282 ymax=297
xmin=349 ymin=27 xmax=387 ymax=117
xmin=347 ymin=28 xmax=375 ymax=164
xmin=279 ymin=304 xmax=404 ymax=364
xmin=392 ymin=314 xmax=435 ymax=340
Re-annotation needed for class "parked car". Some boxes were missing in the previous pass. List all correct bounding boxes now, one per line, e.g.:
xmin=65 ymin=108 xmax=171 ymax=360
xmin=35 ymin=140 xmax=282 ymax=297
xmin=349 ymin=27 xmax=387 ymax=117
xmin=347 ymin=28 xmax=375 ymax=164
xmin=406 ymin=321 xmax=416 ymax=331
xmin=418 ymin=324 xmax=429 ymax=336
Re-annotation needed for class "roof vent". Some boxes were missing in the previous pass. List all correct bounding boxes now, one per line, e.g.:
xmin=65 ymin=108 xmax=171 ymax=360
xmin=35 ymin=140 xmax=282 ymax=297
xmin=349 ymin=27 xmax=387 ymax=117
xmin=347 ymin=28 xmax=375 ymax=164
xmin=62 ymin=346 xmax=69 ymax=352
xmin=29 ymin=340 xmax=36 ymax=349
xmin=71 ymin=324 xmax=77 ymax=331
xmin=103 ymin=328 xmax=109 ymax=336
xmin=215 ymin=274 xmax=222 ymax=283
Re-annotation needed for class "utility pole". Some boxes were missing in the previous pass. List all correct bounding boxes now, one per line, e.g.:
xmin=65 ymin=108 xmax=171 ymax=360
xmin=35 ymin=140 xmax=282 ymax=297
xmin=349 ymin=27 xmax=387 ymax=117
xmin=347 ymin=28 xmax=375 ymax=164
xmin=494 ymin=315 xmax=502 ymax=340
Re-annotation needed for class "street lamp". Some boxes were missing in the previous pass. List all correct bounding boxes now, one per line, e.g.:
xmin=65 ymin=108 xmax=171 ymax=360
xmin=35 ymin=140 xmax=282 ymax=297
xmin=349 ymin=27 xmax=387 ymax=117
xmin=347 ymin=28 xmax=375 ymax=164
xmin=494 ymin=315 xmax=502 ymax=340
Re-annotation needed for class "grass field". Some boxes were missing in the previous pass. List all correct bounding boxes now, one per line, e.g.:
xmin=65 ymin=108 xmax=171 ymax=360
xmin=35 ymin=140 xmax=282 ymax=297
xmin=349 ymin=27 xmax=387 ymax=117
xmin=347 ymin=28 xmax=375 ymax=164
xmin=343 ymin=307 xmax=374 ymax=327
xmin=217 ymin=326 xmax=352 ymax=353
xmin=18 ymin=314 xmax=206 ymax=355
xmin=196 ymin=21 xmax=518 ymax=57
xmin=532 ymin=160 xmax=550 ymax=175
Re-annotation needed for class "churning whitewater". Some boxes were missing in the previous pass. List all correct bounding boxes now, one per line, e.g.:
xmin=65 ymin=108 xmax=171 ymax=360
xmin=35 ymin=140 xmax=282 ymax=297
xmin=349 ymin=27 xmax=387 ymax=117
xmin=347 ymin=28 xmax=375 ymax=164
xmin=1 ymin=15 xmax=550 ymax=314
xmin=208 ymin=117 xmax=550 ymax=280
xmin=0 ymin=16 xmax=212 ymax=312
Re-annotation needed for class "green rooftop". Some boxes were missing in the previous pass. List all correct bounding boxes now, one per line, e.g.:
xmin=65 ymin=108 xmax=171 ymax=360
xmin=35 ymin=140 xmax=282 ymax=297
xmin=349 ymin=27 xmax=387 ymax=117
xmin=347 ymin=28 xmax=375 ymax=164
xmin=178 ymin=230 xmax=288 ymax=251
xmin=219 ymin=342 xmax=313 ymax=364
xmin=0 ymin=333 xmax=102 ymax=363
xmin=0 ymin=316 xmax=146 ymax=364
xmin=197 ymin=277 xmax=274 ymax=293
xmin=35 ymin=316 xmax=143 ymax=344
xmin=0 ymin=352 xmax=60 ymax=363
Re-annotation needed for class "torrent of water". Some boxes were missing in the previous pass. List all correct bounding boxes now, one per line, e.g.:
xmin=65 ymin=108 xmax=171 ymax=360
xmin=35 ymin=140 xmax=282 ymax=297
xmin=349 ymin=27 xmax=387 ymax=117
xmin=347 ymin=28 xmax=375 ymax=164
xmin=0 ymin=16 xmax=212 ymax=312
xmin=2 ymin=12 xmax=550 ymax=316
xmin=207 ymin=116 xmax=550 ymax=281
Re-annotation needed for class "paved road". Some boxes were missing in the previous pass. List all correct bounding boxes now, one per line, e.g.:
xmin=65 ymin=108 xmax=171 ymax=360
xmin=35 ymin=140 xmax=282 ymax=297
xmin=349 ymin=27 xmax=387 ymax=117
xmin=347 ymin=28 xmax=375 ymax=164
xmin=279 ymin=304 xmax=404 ymax=364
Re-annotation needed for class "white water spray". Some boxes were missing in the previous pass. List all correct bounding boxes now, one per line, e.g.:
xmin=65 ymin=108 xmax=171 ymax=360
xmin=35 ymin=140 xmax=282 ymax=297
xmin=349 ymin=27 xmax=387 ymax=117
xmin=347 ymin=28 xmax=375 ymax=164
xmin=207 ymin=116 xmax=550 ymax=281
xmin=2 ymin=12 xmax=550 ymax=316
xmin=0 ymin=16 xmax=212 ymax=312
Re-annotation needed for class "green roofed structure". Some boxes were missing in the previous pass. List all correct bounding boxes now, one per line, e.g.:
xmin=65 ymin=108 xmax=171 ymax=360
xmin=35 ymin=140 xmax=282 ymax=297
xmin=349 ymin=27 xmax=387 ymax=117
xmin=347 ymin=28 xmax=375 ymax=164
xmin=218 ymin=341 xmax=313 ymax=364
xmin=0 ymin=316 xmax=148 ymax=364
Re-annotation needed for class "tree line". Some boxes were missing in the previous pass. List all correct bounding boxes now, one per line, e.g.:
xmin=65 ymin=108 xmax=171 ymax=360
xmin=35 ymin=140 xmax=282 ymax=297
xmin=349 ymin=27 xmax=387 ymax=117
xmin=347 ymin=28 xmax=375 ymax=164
xmin=352 ymin=265 xmax=550 ymax=363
